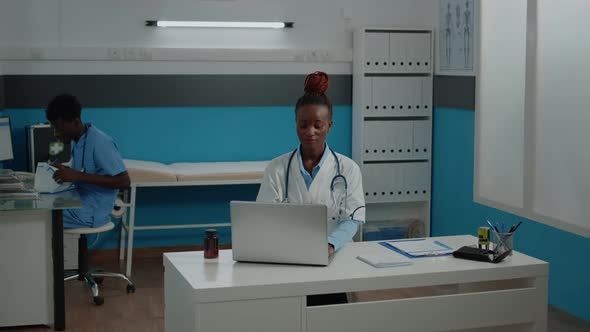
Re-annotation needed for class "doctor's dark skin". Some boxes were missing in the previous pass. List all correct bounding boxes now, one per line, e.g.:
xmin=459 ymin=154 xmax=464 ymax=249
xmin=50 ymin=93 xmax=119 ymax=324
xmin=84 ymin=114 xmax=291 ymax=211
xmin=296 ymin=104 xmax=333 ymax=174
xmin=295 ymin=103 xmax=335 ymax=256
xmin=49 ymin=118 xmax=130 ymax=190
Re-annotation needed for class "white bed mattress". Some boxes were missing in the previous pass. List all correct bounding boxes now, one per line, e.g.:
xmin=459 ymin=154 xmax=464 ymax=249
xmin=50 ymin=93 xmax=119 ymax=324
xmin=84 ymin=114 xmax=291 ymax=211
xmin=124 ymin=159 xmax=269 ymax=184
xmin=124 ymin=159 xmax=177 ymax=183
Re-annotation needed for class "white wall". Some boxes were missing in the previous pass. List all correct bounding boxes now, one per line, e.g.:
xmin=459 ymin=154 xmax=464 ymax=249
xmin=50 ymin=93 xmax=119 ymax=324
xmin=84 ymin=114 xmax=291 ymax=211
xmin=0 ymin=0 xmax=435 ymax=74
xmin=0 ymin=0 xmax=434 ymax=48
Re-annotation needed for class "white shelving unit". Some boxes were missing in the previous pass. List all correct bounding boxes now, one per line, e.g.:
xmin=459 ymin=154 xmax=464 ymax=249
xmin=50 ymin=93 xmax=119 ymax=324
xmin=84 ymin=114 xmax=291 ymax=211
xmin=353 ymin=28 xmax=433 ymax=241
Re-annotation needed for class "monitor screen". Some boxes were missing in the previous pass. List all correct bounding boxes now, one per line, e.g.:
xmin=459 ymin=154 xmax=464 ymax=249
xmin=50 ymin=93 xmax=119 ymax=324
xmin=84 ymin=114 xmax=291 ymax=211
xmin=27 ymin=124 xmax=71 ymax=172
xmin=0 ymin=116 xmax=14 ymax=162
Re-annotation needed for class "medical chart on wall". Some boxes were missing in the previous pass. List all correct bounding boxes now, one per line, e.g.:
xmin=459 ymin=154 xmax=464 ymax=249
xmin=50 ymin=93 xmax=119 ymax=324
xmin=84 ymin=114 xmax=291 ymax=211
xmin=438 ymin=0 xmax=474 ymax=73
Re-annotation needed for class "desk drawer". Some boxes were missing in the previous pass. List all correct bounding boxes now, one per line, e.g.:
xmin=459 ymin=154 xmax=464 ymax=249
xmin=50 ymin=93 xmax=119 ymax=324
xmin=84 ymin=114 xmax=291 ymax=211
xmin=199 ymin=297 xmax=302 ymax=332
xmin=307 ymin=288 xmax=541 ymax=332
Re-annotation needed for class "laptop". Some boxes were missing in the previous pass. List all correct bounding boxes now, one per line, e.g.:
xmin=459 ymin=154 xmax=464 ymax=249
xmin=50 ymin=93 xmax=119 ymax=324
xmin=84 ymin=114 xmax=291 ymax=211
xmin=230 ymin=201 xmax=332 ymax=266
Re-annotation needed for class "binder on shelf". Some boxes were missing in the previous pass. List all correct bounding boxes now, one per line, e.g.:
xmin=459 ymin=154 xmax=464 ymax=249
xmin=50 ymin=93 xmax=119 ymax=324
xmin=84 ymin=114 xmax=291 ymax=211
xmin=364 ymin=77 xmax=373 ymax=112
xmin=389 ymin=78 xmax=402 ymax=115
xmin=399 ymin=121 xmax=414 ymax=158
xmin=417 ymin=33 xmax=432 ymax=72
xmin=421 ymin=77 xmax=433 ymax=112
xmin=413 ymin=120 xmax=432 ymax=159
xmin=372 ymin=77 xmax=388 ymax=111
xmin=389 ymin=33 xmax=407 ymax=73
xmin=406 ymin=34 xmax=419 ymax=72
xmin=365 ymin=32 xmax=389 ymax=72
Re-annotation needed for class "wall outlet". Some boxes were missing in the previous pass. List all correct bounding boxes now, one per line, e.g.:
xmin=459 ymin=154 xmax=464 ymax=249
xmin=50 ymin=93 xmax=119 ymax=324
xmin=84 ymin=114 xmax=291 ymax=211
xmin=124 ymin=48 xmax=138 ymax=60
xmin=29 ymin=47 xmax=45 ymax=60
xmin=307 ymin=49 xmax=329 ymax=62
xmin=340 ymin=6 xmax=352 ymax=20
xmin=108 ymin=48 xmax=123 ymax=60
xmin=138 ymin=48 xmax=152 ymax=60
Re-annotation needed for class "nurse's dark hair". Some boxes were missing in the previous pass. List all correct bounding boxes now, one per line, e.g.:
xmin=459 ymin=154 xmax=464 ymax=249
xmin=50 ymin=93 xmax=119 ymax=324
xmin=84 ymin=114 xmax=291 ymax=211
xmin=46 ymin=94 xmax=82 ymax=122
xmin=295 ymin=71 xmax=333 ymax=118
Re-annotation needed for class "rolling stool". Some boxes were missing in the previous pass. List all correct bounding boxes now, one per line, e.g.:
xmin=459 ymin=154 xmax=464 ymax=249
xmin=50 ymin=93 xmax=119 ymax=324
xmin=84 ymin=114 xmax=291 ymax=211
xmin=64 ymin=221 xmax=135 ymax=305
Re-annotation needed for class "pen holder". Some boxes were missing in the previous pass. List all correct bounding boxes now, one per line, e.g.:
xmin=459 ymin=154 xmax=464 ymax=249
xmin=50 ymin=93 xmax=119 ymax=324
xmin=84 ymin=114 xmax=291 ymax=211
xmin=493 ymin=232 xmax=514 ymax=256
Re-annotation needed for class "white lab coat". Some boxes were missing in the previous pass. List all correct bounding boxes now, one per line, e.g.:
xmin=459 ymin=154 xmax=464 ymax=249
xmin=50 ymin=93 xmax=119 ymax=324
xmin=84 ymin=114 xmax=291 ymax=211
xmin=257 ymin=149 xmax=366 ymax=236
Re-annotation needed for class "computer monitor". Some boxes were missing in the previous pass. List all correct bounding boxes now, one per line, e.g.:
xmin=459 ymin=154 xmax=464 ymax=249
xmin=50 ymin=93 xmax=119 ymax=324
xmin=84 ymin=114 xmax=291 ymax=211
xmin=0 ymin=116 xmax=14 ymax=162
xmin=26 ymin=124 xmax=71 ymax=172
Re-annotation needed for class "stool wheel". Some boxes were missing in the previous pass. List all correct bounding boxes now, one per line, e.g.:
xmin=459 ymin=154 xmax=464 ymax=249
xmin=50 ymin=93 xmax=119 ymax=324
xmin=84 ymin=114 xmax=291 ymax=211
xmin=93 ymin=296 xmax=104 ymax=305
xmin=127 ymin=284 xmax=136 ymax=293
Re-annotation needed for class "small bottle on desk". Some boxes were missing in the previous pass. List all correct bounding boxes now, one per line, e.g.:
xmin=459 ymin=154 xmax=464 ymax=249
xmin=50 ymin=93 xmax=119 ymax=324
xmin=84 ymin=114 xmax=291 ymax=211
xmin=478 ymin=226 xmax=490 ymax=250
xmin=204 ymin=229 xmax=219 ymax=259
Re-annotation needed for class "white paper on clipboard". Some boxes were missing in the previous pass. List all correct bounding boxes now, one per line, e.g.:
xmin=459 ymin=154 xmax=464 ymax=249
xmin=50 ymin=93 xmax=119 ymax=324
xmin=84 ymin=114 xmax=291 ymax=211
xmin=34 ymin=163 xmax=74 ymax=194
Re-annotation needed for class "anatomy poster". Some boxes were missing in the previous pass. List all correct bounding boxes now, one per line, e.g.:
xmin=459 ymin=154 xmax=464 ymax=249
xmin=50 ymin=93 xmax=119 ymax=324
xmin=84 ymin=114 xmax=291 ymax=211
xmin=439 ymin=0 xmax=474 ymax=73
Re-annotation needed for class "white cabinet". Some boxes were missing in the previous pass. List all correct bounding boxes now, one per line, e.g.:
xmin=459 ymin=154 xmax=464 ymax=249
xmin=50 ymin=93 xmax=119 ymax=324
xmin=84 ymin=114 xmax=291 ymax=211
xmin=353 ymin=28 xmax=433 ymax=240
xmin=0 ymin=211 xmax=53 ymax=328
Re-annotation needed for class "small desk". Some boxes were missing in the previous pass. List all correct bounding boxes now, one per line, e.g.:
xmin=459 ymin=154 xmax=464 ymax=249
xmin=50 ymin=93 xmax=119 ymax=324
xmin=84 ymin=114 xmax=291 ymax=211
xmin=164 ymin=235 xmax=548 ymax=332
xmin=0 ymin=190 xmax=82 ymax=331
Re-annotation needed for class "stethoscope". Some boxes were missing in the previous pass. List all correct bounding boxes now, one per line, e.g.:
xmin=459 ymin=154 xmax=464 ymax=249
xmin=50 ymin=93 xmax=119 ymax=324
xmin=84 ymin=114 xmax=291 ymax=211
xmin=283 ymin=147 xmax=349 ymax=221
xmin=72 ymin=124 xmax=90 ymax=173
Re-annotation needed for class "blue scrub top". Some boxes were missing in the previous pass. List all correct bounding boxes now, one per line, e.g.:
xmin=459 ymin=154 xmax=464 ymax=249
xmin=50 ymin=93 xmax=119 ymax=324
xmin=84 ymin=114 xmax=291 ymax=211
xmin=297 ymin=144 xmax=330 ymax=189
xmin=69 ymin=124 xmax=126 ymax=228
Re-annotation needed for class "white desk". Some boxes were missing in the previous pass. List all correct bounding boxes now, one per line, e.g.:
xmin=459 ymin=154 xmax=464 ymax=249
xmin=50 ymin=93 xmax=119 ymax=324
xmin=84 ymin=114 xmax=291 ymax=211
xmin=164 ymin=235 xmax=548 ymax=332
xmin=0 ymin=190 xmax=82 ymax=330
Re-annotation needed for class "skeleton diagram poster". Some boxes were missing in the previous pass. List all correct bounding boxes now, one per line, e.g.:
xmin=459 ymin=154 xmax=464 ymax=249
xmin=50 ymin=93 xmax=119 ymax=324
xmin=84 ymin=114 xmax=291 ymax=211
xmin=438 ymin=0 xmax=475 ymax=74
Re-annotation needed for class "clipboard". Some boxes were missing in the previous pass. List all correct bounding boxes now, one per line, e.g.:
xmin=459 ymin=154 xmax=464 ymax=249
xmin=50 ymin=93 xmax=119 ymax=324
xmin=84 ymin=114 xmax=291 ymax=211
xmin=379 ymin=238 xmax=454 ymax=258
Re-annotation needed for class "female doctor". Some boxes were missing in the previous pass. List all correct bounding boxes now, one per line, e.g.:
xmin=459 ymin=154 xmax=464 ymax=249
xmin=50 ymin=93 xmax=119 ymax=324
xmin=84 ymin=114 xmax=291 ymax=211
xmin=257 ymin=71 xmax=365 ymax=265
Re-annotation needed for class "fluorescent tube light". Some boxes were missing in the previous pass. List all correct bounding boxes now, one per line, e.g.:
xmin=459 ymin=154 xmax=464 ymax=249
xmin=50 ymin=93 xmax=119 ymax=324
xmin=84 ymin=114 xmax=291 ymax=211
xmin=146 ymin=20 xmax=294 ymax=29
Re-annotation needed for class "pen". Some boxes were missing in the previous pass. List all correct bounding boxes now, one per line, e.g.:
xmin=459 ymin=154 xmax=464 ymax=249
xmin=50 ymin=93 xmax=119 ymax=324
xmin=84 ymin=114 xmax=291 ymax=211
xmin=486 ymin=219 xmax=499 ymax=233
xmin=510 ymin=221 xmax=523 ymax=233
xmin=487 ymin=221 xmax=511 ymax=253
xmin=420 ymin=251 xmax=451 ymax=257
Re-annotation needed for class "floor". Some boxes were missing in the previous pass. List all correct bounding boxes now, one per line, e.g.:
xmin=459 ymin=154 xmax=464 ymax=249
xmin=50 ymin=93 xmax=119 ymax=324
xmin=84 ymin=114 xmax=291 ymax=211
xmin=2 ymin=252 xmax=589 ymax=332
